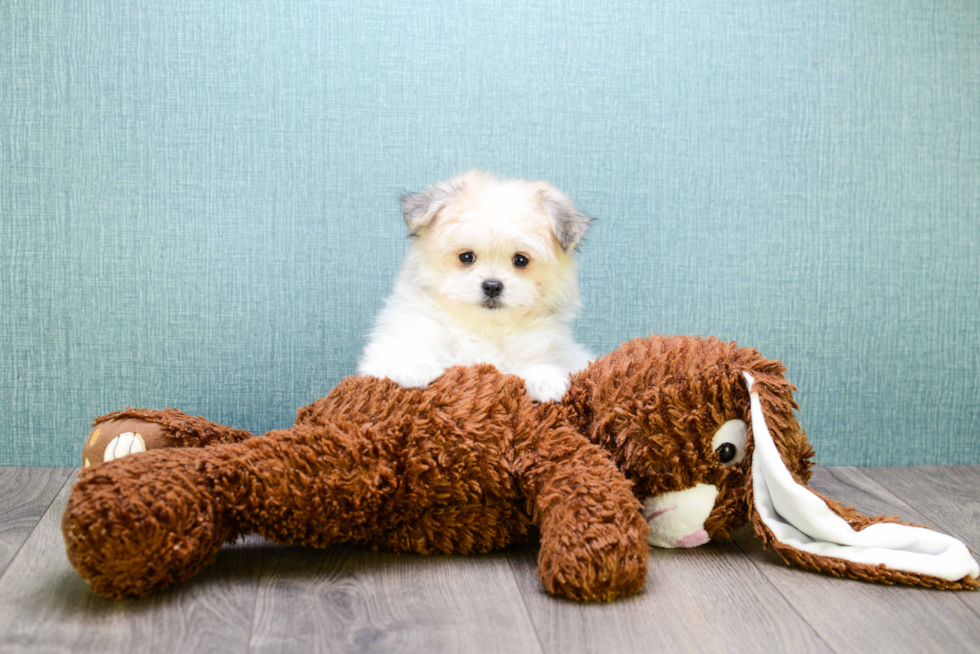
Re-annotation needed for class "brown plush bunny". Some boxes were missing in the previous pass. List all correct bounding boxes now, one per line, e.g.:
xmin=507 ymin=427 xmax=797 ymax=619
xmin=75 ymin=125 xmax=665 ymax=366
xmin=64 ymin=335 xmax=979 ymax=601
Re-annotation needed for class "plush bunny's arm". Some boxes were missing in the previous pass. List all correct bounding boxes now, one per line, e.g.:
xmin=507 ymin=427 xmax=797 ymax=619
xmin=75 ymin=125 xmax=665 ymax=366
xmin=515 ymin=412 xmax=649 ymax=601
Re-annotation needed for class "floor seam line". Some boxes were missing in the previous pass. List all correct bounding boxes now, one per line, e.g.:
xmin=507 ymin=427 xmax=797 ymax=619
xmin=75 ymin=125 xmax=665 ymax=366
xmin=826 ymin=467 xmax=916 ymax=513
xmin=505 ymin=550 xmax=549 ymax=654
xmin=244 ymin=545 xmax=265 ymax=654
xmin=732 ymin=538 xmax=841 ymax=654
xmin=0 ymin=467 xmax=75 ymax=587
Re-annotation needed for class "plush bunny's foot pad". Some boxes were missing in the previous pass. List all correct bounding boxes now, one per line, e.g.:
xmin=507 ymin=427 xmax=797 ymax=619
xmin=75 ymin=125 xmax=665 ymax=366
xmin=82 ymin=408 xmax=256 ymax=467
xmin=82 ymin=419 xmax=170 ymax=467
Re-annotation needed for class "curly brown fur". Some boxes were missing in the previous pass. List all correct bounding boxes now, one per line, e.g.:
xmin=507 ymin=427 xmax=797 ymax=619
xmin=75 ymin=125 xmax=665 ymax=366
xmin=64 ymin=365 xmax=648 ymax=600
xmin=95 ymin=407 xmax=255 ymax=448
xmin=64 ymin=335 xmax=976 ymax=599
xmin=566 ymin=335 xmax=975 ymax=588
xmin=563 ymin=335 xmax=811 ymax=542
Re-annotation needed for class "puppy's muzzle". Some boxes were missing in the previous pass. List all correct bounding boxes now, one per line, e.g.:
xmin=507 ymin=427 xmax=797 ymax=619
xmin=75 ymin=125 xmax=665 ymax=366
xmin=481 ymin=280 xmax=504 ymax=299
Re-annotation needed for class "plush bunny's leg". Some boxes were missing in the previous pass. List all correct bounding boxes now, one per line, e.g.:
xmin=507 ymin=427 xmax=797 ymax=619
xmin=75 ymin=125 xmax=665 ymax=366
xmin=205 ymin=424 xmax=403 ymax=547
xmin=64 ymin=422 xmax=402 ymax=597
xmin=83 ymin=408 xmax=255 ymax=466
xmin=516 ymin=413 xmax=649 ymax=601
xmin=64 ymin=446 xmax=241 ymax=598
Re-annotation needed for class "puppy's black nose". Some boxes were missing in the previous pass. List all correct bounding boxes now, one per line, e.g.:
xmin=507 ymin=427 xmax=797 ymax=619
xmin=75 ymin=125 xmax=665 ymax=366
xmin=482 ymin=280 xmax=504 ymax=298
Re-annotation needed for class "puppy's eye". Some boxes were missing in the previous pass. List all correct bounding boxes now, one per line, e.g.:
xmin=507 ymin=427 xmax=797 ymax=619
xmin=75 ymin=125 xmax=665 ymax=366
xmin=512 ymin=254 xmax=529 ymax=268
xmin=459 ymin=251 xmax=476 ymax=264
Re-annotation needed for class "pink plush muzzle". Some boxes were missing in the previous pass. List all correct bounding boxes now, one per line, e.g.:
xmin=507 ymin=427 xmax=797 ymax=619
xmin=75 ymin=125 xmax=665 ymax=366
xmin=673 ymin=529 xmax=710 ymax=548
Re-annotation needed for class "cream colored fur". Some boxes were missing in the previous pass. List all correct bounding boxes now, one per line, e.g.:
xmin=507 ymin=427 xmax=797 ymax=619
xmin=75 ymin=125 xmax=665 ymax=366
xmin=358 ymin=170 xmax=593 ymax=402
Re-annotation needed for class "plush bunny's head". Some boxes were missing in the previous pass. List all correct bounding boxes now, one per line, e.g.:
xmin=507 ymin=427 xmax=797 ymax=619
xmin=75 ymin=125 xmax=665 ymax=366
xmin=568 ymin=335 xmax=979 ymax=589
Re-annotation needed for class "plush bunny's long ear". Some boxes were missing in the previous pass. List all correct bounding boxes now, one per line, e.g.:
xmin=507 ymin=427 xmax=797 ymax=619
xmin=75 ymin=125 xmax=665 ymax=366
xmin=743 ymin=372 xmax=979 ymax=589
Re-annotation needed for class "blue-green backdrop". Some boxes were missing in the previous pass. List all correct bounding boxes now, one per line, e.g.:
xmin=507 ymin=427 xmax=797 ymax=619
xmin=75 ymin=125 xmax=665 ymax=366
xmin=2 ymin=0 xmax=978 ymax=466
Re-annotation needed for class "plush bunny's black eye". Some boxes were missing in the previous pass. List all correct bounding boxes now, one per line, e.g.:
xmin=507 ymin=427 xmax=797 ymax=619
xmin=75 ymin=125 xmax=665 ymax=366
xmin=711 ymin=419 xmax=747 ymax=467
xmin=716 ymin=442 xmax=737 ymax=464
xmin=459 ymin=251 xmax=475 ymax=264
xmin=512 ymin=254 xmax=529 ymax=268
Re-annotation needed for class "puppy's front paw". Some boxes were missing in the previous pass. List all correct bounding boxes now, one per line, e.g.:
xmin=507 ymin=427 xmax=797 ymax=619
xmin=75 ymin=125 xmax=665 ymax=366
xmin=385 ymin=362 xmax=446 ymax=389
xmin=520 ymin=365 xmax=570 ymax=402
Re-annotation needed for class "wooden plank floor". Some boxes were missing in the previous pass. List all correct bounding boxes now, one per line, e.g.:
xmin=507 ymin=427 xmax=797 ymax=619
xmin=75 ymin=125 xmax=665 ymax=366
xmin=0 ymin=466 xmax=977 ymax=654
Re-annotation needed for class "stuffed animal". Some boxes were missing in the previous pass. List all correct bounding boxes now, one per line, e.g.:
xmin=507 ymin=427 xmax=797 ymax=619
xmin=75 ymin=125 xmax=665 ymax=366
xmin=64 ymin=335 xmax=979 ymax=601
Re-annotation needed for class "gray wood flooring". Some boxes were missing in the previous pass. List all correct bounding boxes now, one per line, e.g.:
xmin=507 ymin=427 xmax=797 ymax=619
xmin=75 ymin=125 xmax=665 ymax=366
xmin=0 ymin=466 xmax=977 ymax=654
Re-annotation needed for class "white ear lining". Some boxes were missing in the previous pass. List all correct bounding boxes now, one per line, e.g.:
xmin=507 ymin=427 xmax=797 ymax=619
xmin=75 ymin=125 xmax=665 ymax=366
xmin=743 ymin=372 xmax=979 ymax=583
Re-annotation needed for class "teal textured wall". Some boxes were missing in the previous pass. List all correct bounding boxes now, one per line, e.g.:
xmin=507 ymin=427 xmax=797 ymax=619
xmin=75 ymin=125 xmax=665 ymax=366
xmin=2 ymin=1 xmax=978 ymax=466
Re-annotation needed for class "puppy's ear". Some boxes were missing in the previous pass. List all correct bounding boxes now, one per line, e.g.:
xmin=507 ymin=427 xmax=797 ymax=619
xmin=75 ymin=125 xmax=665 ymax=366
xmin=400 ymin=189 xmax=444 ymax=235
xmin=400 ymin=175 xmax=468 ymax=235
xmin=537 ymin=184 xmax=593 ymax=252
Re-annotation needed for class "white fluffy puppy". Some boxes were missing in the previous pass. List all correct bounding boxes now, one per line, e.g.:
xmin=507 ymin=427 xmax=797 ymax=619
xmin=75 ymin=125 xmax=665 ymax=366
xmin=358 ymin=170 xmax=594 ymax=402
